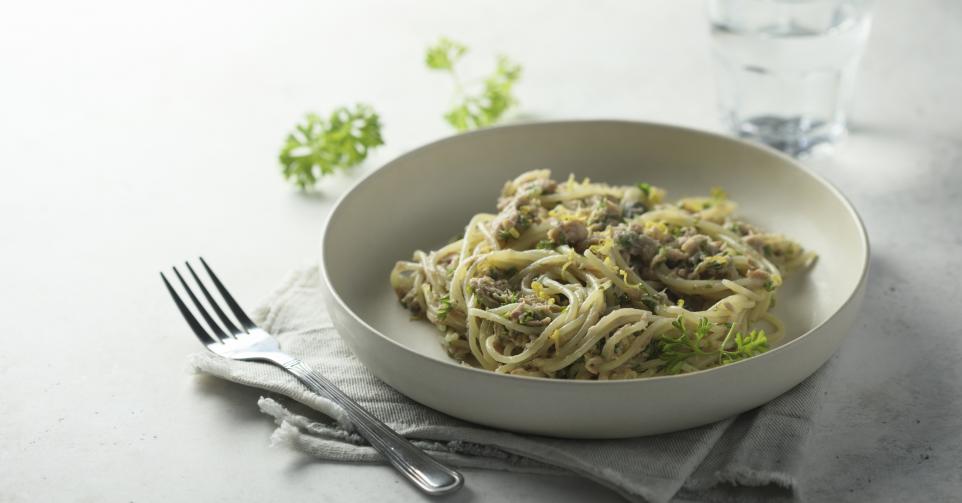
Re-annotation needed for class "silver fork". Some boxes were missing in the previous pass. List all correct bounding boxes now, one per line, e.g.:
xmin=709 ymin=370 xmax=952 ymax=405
xmin=160 ymin=258 xmax=464 ymax=496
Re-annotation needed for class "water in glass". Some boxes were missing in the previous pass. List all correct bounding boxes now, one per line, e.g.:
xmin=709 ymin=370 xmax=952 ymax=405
xmin=708 ymin=0 xmax=873 ymax=156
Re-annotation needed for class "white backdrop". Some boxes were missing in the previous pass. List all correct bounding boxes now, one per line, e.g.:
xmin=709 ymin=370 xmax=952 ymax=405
xmin=1 ymin=1 xmax=960 ymax=501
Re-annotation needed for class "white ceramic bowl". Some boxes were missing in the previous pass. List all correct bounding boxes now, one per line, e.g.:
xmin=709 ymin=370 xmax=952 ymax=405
xmin=320 ymin=121 xmax=868 ymax=439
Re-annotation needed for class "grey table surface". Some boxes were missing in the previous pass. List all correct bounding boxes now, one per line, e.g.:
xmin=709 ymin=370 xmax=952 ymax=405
xmin=1 ymin=0 xmax=960 ymax=501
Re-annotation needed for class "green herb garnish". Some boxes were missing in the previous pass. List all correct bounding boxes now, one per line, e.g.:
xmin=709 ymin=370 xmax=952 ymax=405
xmin=637 ymin=182 xmax=652 ymax=197
xmin=426 ymin=37 xmax=467 ymax=71
xmin=436 ymin=295 xmax=453 ymax=320
xmin=657 ymin=316 xmax=769 ymax=374
xmin=426 ymin=37 xmax=522 ymax=132
xmin=640 ymin=296 xmax=660 ymax=311
xmin=720 ymin=330 xmax=769 ymax=364
xmin=279 ymin=104 xmax=384 ymax=189
xmin=658 ymin=317 xmax=714 ymax=374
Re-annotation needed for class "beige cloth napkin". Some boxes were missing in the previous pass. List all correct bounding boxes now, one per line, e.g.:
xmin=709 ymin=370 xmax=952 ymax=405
xmin=188 ymin=265 xmax=833 ymax=503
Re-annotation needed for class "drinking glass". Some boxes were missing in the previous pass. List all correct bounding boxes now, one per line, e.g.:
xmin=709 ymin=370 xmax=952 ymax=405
xmin=708 ymin=0 xmax=874 ymax=156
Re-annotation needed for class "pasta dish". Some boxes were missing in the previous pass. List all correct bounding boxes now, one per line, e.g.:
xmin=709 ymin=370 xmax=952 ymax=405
xmin=390 ymin=170 xmax=815 ymax=380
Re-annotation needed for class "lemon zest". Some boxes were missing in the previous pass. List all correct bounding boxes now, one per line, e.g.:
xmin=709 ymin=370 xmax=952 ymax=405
xmin=550 ymin=329 xmax=562 ymax=353
xmin=644 ymin=220 xmax=669 ymax=236
xmin=531 ymin=280 xmax=552 ymax=301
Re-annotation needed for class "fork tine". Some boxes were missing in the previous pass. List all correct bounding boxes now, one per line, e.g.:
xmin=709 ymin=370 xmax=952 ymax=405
xmin=184 ymin=262 xmax=243 ymax=336
xmin=198 ymin=257 xmax=257 ymax=330
xmin=160 ymin=272 xmax=218 ymax=346
xmin=173 ymin=266 xmax=232 ymax=340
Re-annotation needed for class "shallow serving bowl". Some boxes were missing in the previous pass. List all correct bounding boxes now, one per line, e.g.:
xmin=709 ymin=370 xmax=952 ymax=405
xmin=320 ymin=120 xmax=868 ymax=439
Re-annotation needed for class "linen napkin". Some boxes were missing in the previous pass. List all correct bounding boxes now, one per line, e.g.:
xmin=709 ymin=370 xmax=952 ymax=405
xmin=188 ymin=265 xmax=834 ymax=503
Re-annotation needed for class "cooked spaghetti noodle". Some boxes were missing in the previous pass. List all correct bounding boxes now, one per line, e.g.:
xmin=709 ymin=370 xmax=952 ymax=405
xmin=390 ymin=170 xmax=815 ymax=380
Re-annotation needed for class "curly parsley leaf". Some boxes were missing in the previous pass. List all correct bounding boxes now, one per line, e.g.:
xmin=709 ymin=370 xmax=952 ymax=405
xmin=720 ymin=329 xmax=769 ymax=364
xmin=426 ymin=38 xmax=522 ymax=132
xmin=278 ymin=104 xmax=384 ymax=189
xmin=658 ymin=317 xmax=714 ymax=373
xmin=425 ymin=37 xmax=467 ymax=70
xmin=657 ymin=316 xmax=769 ymax=373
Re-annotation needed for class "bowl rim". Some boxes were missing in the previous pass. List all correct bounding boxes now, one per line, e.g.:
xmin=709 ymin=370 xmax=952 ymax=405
xmin=320 ymin=119 xmax=870 ymax=387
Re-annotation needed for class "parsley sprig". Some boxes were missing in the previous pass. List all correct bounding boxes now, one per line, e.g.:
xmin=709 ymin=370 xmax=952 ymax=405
xmin=721 ymin=329 xmax=769 ymax=364
xmin=657 ymin=317 xmax=769 ymax=374
xmin=426 ymin=37 xmax=522 ymax=132
xmin=278 ymin=104 xmax=384 ymax=189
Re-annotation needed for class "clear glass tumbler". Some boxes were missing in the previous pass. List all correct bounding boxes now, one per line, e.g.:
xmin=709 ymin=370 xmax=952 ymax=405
xmin=708 ymin=0 xmax=874 ymax=156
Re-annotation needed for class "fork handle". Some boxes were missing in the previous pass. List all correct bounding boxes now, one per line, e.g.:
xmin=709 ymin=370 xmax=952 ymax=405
xmin=281 ymin=359 xmax=464 ymax=495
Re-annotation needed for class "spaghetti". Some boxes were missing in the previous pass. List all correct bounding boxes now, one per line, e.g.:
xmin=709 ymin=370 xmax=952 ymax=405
xmin=390 ymin=170 xmax=815 ymax=380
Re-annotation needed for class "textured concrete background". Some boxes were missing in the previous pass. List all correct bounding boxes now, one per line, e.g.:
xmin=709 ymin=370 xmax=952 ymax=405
xmin=1 ymin=0 xmax=959 ymax=501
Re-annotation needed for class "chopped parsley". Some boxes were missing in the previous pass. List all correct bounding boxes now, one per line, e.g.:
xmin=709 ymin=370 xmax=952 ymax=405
xmin=637 ymin=182 xmax=652 ymax=197
xmin=640 ymin=296 xmax=660 ymax=311
xmin=436 ymin=295 xmax=453 ymax=320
